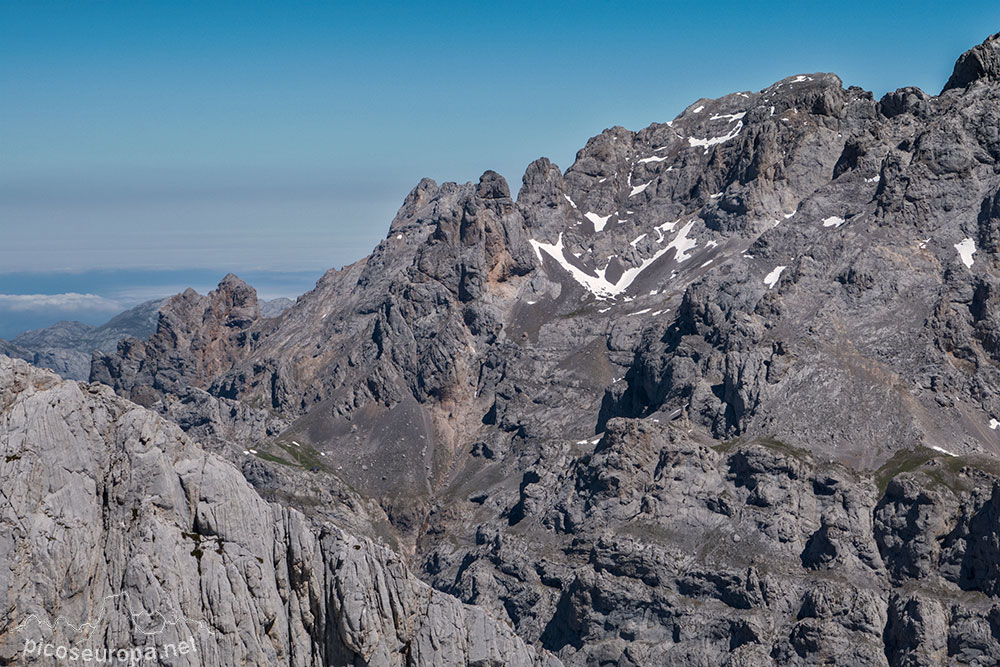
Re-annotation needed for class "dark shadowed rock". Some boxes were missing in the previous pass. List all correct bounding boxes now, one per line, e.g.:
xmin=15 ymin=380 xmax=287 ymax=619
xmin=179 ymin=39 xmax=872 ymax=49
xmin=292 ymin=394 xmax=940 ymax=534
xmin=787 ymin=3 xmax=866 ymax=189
xmin=943 ymin=32 xmax=1000 ymax=92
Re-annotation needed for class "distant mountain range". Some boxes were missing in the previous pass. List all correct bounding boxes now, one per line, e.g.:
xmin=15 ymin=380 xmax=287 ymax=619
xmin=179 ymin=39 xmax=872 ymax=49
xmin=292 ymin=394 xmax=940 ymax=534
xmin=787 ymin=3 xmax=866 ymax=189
xmin=0 ymin=296 xmax=293 ymax=381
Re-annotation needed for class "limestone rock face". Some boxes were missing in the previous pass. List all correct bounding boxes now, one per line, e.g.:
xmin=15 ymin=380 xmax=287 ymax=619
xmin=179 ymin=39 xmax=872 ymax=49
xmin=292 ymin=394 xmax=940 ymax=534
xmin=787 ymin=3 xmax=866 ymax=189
xmin=0 ymin=357 xmax=556 ymax=666
xmin=91 ymin=275 xmax=261 ymax=407
xmin=0 ymin=295 xmax=293 ymax=383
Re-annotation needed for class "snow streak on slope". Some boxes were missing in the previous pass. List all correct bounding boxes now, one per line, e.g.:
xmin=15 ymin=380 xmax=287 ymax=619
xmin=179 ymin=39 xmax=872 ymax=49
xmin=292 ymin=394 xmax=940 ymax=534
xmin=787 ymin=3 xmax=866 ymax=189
xmin=688 ymin=112 xmax=745 ymax=153
xmin=530 ymin=221 xmax=699 ymax=299
xmin=662 ymin=220 xmax=698 ymax=262
xmin=585 ymin=211 xmax=612 ymax=232
xmin=764 ymin=265 xmax=787 ymax=289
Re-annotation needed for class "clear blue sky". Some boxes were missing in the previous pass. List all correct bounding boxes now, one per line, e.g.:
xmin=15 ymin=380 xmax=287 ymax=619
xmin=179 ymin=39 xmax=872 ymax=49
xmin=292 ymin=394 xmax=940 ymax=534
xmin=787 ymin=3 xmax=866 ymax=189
xmin=1 ymin=1 xmax=999 ymax=334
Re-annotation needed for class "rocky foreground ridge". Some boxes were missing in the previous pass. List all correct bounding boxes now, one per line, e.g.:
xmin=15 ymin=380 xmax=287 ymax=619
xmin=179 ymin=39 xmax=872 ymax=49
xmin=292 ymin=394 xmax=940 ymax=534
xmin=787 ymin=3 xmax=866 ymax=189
xmin=8 ymin=32 xmax=1000 ymax=666
xmin=0 ymin=357 xmax=556 ymax=666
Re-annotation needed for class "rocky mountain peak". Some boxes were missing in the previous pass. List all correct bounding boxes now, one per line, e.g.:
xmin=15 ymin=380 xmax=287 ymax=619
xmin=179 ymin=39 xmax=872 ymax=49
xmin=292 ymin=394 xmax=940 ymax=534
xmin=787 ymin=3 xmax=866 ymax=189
xmin=90 ymin=274 xmax=263 ymax=406
xmin=878 ymin=86 xmax=931 ymax=119
xmin=388 ymin=177 xmax=440 ymax=236
xmin=476 ymin=169 xmax=512 ymax=199
xmin=213 ymin=272 xmax=260 ymax=328
xmin=943 ymin=31 xmax=1000 ymax=92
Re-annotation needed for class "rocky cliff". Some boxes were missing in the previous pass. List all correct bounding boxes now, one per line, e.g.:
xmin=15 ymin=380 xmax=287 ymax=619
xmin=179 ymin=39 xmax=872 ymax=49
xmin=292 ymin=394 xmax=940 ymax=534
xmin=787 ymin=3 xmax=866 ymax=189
xmin=0 ymin=357 xmax=557 ymax=666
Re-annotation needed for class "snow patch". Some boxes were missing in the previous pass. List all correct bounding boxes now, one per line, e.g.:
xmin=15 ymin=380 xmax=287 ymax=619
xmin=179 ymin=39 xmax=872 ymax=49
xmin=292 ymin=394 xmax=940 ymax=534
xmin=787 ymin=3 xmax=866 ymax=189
xmin=654 ymin=219 xmax=679 ymax=243
xmin=630 ymin=181 xmax=652 ymax=197
xmin=763 ymin=265 xmax=786 ymax=289
xmin=931 ymin=445 xmax=959 ymax=457
xmin=630 ymin=234 xmax=647 ymax=247
xmin=956 ymin=237 xmax=976 ymax=268
xmin=530 ymin=230 xmax=680 ymax=299
xmin=638 ymin=154 xmax=668 ymax=164
xmin=709 ymin=112 xmax=746 ymax=122
xmin=664 ymin=220 xmax=698 ymax=262
xmin=564 ymin=195 xmax=578 ymax=209
xmin=585 ymin=211 xmax=612 ymax=232
xmin=991 ymin=418 xmax=1000 ymax=430
xmin=822 ymin=216 xmax=846 ymax=228
xmin=688 ymin=121 xmax=744 ymax=152
xmin=692 ymin=105 xmax=705 ymax=113
xmin=629 ymin=308 xmax=652 ymax=316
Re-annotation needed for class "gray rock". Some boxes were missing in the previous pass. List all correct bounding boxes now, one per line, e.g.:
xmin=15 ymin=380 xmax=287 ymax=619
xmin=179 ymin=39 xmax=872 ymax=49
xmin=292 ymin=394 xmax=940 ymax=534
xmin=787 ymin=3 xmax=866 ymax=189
xmin=0 ymin=298 xmax=164 ymax=381
xmin=0 ymin=357 xmax=557 ymax=666
xmin=261 ymin=297 xmax=295 ymax=318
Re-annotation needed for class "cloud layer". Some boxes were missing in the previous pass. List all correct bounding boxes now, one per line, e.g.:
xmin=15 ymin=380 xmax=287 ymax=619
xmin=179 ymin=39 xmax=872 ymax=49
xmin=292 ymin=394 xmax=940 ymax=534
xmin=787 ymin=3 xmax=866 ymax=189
xmin=0 ymin=293 xmax=123 ymax=313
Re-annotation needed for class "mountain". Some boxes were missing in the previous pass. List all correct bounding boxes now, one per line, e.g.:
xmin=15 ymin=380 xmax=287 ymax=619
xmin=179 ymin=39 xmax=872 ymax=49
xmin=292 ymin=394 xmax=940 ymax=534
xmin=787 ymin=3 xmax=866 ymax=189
xmin=0 ymin=299 xmax=165 ymax=381
xmin=261 ymin=296 xmax=295 ymax=318
xmin=9 ymin=33 xmax=1000 ymax=665
xmin=0 ymin=296 xmax=295 ymax=382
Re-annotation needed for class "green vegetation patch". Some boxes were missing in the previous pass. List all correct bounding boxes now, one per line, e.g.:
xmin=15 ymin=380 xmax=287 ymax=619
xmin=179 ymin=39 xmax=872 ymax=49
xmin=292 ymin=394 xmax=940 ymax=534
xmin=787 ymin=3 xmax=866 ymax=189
xmin=712 ymin=435 xmax=811 ymax=461
xmin=255 ymin=451 xmax=295 ymax=466
xmin=273 ymin=440 xmax=329 ymax=470
xmin=872 ymin=446 xmax=1000 ymax=495
xmin=875 ymin=447 xmax=940 ymax=494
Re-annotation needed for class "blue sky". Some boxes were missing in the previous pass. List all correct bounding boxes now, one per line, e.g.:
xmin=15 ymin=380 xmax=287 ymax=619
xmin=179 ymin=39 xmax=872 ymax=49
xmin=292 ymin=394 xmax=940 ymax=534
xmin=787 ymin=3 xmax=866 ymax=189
xmin=2 ymin=1 xmax=1000 ymax=335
